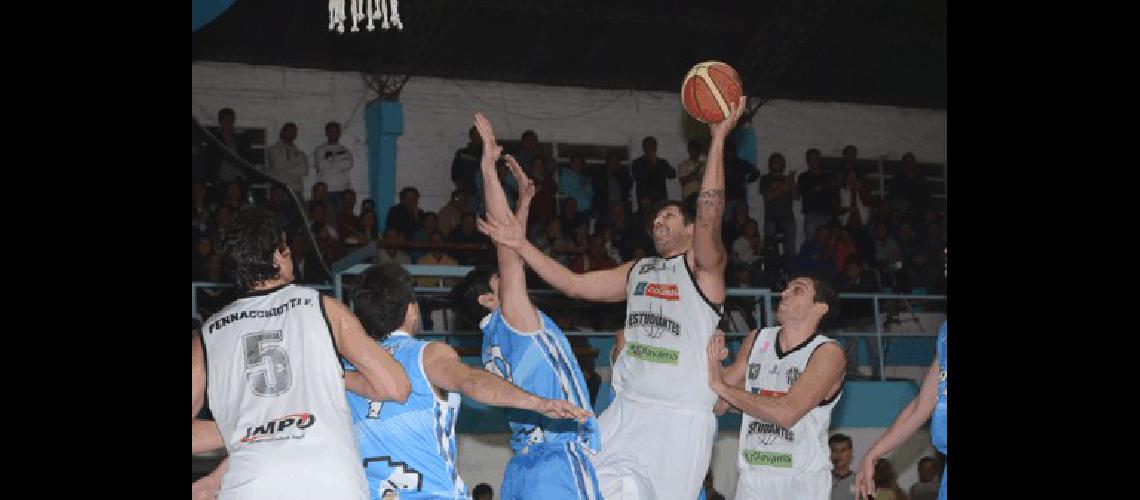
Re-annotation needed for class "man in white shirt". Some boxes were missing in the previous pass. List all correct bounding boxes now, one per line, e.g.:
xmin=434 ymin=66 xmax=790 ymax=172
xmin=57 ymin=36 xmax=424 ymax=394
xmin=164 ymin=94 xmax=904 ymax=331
xmin=266 ymin=122 xmax=309 ymax=197
xmin=312 ymin=121 xmax=353 ymax=214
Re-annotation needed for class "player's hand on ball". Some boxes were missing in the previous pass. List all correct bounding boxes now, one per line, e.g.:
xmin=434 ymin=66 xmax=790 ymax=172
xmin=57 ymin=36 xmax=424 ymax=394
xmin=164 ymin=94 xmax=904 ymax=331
xmin=855 ymin=455 xmax=877 ymax=499
xmin=536 ymin=399 xmax=593 ymax=423
xmin=709 ymin=95 xmax=747 ymax=139
xmin=476 ymin=212 xmax=526 ymax=250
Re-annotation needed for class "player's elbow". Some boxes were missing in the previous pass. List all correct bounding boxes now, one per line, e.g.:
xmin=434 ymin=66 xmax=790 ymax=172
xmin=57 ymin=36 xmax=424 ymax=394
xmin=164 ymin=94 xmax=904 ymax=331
xmin=389 ymin=379 xmax=412 ymax=403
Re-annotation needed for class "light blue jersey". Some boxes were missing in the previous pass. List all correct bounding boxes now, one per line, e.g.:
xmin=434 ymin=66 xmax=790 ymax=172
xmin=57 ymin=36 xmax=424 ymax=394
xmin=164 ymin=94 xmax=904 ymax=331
xmin=933 ymin=321 xmax=947 ymax=500
xmin=481 ymin=308 xmax=602 ymax=500
xmin=345 ymin=331 xmax=467 ymax=500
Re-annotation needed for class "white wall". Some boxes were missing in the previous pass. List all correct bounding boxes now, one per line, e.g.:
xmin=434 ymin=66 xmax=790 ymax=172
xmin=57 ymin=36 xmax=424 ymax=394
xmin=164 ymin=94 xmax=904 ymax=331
xmin=192 ymin=62 xmax=946 ymax=218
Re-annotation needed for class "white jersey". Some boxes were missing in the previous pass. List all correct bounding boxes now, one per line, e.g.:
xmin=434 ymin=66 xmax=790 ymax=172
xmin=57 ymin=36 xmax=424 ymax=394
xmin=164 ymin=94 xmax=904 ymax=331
xmin=737 ymin=327 xmax=842 ymax=494
xmin=616 ymin=254 xmax=723 ymax=411
xmin=201 ymin=284 xmax=367 ymax=499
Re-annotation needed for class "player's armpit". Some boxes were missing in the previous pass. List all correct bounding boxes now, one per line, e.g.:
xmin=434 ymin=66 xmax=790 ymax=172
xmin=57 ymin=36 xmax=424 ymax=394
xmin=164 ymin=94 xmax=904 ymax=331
xmin=192 ymin=419 xmax=225 ymax=454
xmin=324 ymin=296 xmax=411 ymax=403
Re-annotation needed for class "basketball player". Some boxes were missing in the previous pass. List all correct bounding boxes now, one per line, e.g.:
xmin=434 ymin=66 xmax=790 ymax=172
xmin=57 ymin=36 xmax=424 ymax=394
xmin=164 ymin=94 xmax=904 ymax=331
xmin=346 ymin=262 xmax=591 ymax=499
xmin=704 ymin=275 xmax=845 ymax=499
xmin=855 ymin=321 xmax=946 ymax=500
xmin=191 ymin=207 xmax=412 ymax=499
xmin=450 ymin=113 xmax=603 ymax=499
xmin=474 ymin=96 xmax=748 ymax=499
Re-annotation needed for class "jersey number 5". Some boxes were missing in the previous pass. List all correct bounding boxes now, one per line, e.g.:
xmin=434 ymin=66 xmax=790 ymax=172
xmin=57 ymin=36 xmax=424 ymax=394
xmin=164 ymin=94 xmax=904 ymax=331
xmin=243 ymin=331 xmax=292 ymax=396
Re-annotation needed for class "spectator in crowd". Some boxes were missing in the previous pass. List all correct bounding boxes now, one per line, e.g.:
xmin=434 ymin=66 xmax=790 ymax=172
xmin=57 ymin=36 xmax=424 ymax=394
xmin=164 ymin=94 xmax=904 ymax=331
xmin=531 ymin=218 xmax=579 ymax=267
xmin=307 ymin=200 xmax=338 ymax=241
xmin=722 ymin=136 xmax=760 ymax=222
xmin=265 ymin=122 xmax=308 ymax=196
xmin=907 ymin=456 xmax=941 ymax=500
xmin=288 ymin=230 xmax=325 ymax=284
xmin=570 ymin=232 xmax=619 ymax=273
xmin=312 ymin=221 xmax=346 ymax=267
xmin=837 ymin=169 xmax=874 ymax=262
xmin=677 ymin=139 xmax=706 ymax=210
xmin=732 ymin=219 xmax=763 ymax=268
xmin=513 ymin=129 xmax=555 ymax=178
xmin=410 ymin=212 xmax=440 ymax=261
xmin=558 ymin=197 xmax=582 ymax=238
xmin=872 ymin=221 xmax=901 ymax=281
xmin=192 ymin=237 xmax=213 ymax=280
xmin=192 ymin=180 xmax=214 ymax=236
xmin=360 ymin=198 xmax=375 ymax=219
xmin=209 ymin=107 xmax=255 ymax=183
xmin=415 ymin=231 xmax=459 ymax=287
xmin=631 ymin=136 xmax=676 ymax=204
xmin=357 ymin=209 xmax=379 ymax=243
xmin=472 ymin=483 xmax=493 ymax=500
xmin=309 ymin=180 xmax=329 ymax=206
xmin=866 ymin=197 xmax=894 ymax=240
xmin=889 ymin=152 xmax=931 ymax=223
xmin=559 ymin=154 xmax=594 ymax=225
xmin=792 ymin=225 xmax=835 ymax=277
xmin=833 ymin=255 xmax=881 ymax=380
xmin=831 ymin=226 xmax=858 ymax=274
xmin=839 ymin=144 xmax=861 ymax=180
xmin=335 ymin=188 xmax=364 ymax=244
xmin=220 ymin=179 xmax=249 ymax=213
xmin=376 ymin=228 xmax=412 ymax=266
xmin=438 ymin=190 xmax=468 ymax=237
xmin=446 ymin=212 xmax=489 ymax=265
xmin=629 ymin=195 xmax=655 ymax=236
xmin=722 ymin=202 xmax=753 ymax=249
xmin=759 ymin=152 xmax=799 ymax=259
xmin=872 ymin=458 xmax=909 ymax=500
xmin=209 ymin=204 xmax=235 ymax=250
xmin=597 ymin=203 xmax=637 ymax=261
xmin=197 ymin=252 xmax=233 ymax=316
xmin=475 ymin=158 xmax=519 ymax=214
xmin=527 ymin=155 xmax=558 ymax=236
xmin=799 ymin=147 xmax=839 ymax=239
xmin=263 ymin=184 xmax=299 ymax=231
xmin=385 ymin=186 xmax=425 ymax=241
xmin=311 ymin=121 xmax=353 ymax=213
xmin=451 ymin=125 xmax=482 ymax=213
xmin=595 ymin=149 xmax=634 ymax=218
xmin=598 ymin=227 xmax=623 ymax=264
xmin=908 ymin=222 xmax=946 ymax=292
xmin=829 ymin=433 xmax=856 ymax=500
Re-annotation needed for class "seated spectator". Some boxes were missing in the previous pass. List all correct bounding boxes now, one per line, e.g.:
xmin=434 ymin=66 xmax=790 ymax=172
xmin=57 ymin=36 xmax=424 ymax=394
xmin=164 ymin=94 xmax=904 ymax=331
xmin=192 ymin=237 xmax=213 ymax=280
xmin=307 ymin=200 xmax=339 ymax=241
xmin=415 ymin=231 xmax=459 ymax=288
xmin=889 ymin=152 xmax=931 ymax=222
xmin=872 ymin=221 xmax=902 ymax=272
xmin=359 ymin=198 xmax=375 ymax=219
xmin=532 ymin=218 xmax=579 ymax=266
xmin=263 ymin=184 xmax=299 ymax=231
xmin=385 ymin=186 xmax=425 ymax=240
xmin=872 ymin=458 xmax=909 ymax=500
xmin=570 ymin=233 xmax=619 ymax=272
xmin=437 ymin=189 xmax=467 ymax=237
xmin=908 ymin=222 xmax=946 ymax=292
xmin=722 ymin=202 xmax=753 ymax=249
xmin=629 ymin=195 xmax=655 ymax=235
xmin=559 ymin=198 xmax=582 ymax=239
xmin=474 ymin=159 xmax=518 ymax=213
xmin=597 ymin=203 xmax=639 ymax=261
xmin=528 ymin=156 xmax=559 ymax=236
xmin=410 ymin=212 xmax=440 ymax=261
xmin=732 ymin=219 xmax=763 ymax=267
xmin=192 ymin=180 xmax=215 ymax=236
xmin=559 ymin=154 xmax=594 ymax=222
xmin=357 ymin=209 xmax=379 ymax=243
xmin=208 ymin=204 xmax=236 ymax=250
xmin=908 ymin=456 xmax=941 ymax=500
xmin=220 ymin=179 xmax=249 ymax=213
xmin=312 ymin=221 xmax=346 ymax=267
xmin=289 ymin=230 xmax=325 ymax=284
xmin=197 ymin=252 xmax=234 ymax=317
xmin=309 ymin=181 xmax=329 ymax=206
xmin=376 ymin=228 xmax=412 ymax=266
xmin=595 ymin=149 xmax=634 ymax=218
xmin=830 ymin=226 xmax=858 ymax=274
xmin=837 ymin=169 xmax=873 ymax=261
xmin=472 ymin=483 xmax=493 ymax=500
xmin=446 ymin=212 xmax=490 ymax=265
xmin=833 ymin=255 xmax=880 ymax=379
xmin=792 ymin=225 xmax=835 ymax=277
xmin=598 ymin=227 xmax=623 ymax=264
xmin=335 ymin=189 xmax=365 ymax=244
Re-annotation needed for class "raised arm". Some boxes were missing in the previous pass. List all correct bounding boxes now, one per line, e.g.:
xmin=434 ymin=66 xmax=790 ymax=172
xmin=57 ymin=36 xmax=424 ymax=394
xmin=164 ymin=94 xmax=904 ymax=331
xmin=473 ymin=113 xmax=540 ymax=331
xmin=325 ymin=295 xmax=411 ymax=403
xmin=855 ymin=358 xmax=940 ymax=499
xmin=707 ymin=340 xmax=845 ymax=429
xmin=422 ymin=341 xmax=591 ymax=422
xmin=692 ymin=96 xmax=747 ymax=304
xmin=477 ymin=209 xmax=634 ymax=302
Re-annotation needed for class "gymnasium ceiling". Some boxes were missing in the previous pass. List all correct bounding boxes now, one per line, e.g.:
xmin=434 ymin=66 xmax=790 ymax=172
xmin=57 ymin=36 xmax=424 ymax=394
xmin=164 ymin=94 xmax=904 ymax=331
xmin=192 ymin=0 xmax=946 ymax=109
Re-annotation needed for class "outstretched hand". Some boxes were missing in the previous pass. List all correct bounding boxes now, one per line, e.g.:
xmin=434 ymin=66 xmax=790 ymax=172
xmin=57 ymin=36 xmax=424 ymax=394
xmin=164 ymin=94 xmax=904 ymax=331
xmin=709 ymin=95 xmax=748 ymax=140
xmin=505 ymin=154 xmax=535 ymax=207
xmin=707 ymin=331 xmax=728 ymax=390
xmin=535 ymin=398 xmax=593 ymax=423
xmin=473 ymin=112 xmax=503 ymax=161
xmin=855 ymin=455 xmax=877 ymax=499
xmin=476 ymin=212 xmax=526 ymax=250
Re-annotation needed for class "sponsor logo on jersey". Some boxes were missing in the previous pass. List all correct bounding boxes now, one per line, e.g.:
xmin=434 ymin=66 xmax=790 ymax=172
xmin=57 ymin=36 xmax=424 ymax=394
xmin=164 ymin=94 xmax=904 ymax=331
xmin=206 ymin=297 xmax=313 ymax=334
xmin=240 ymin=412 xmax=315 ymax=443
xmin=637 ymin=259 xmax=677 ymax=275
xmin=626 ymin=342 xmax=680 ymax=365
xmin=757 ymin=340 xmax=770 ymax=353
xmin=633 ymin=282 xmax=680 ymax=301
xmin=748 ymin=363 xmax=762 ymax=380
xmin=786 ymin=367 xmax=802 ymax=386
xmin=363 ymin=457 xmax=424 ymax=496
xmin=747 ymin=420 xmax=795 ymax=444
xmin=742 ymin=450 xmax=793 ymax=468
xmin=484 ymin=344 xmax=512 ymax=381
xmin=626 ymin=305 xmax=681 ymax=339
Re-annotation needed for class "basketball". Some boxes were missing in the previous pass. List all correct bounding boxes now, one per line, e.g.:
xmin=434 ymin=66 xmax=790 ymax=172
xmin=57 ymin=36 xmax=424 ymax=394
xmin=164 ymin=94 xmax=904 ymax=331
xmin=681 ymin=61 xmax=744 ymax=124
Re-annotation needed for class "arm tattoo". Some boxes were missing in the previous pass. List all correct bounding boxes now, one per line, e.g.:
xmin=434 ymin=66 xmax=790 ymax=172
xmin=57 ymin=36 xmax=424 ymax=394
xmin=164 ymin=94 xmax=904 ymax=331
xmin=698 ymin=189 xmax=725 ymax=210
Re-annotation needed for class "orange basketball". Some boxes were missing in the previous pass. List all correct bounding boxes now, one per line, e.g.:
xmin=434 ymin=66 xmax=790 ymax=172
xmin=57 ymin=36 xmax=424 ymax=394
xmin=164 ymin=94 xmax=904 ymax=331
xmin=681 ymin=61 xmax=744 ymax=124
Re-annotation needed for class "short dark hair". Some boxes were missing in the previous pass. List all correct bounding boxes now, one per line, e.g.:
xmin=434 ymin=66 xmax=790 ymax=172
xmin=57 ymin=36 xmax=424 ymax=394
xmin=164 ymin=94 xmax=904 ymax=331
xmin=642 ymin=136 xmax=657 ymax=148
xmin=218 ymin=108 xmax=235 ymax=122
xmin=450 ymin=264 xmax=499 ymax=322
xmin=219 ymin=208 xmax=287 ymax=290
xmin=652 ymin=200 xmax=695 ymax=225
xmin=806 ymin=148 xmax=821 ymax=161
xmin=521 ymin=130 xmax=537 ymax=142
xmin=768 ymin=152 xmax=785 ymax=167
xmin=472 ymin=483 xmax=493 ymax=500
xmin=325 ymin=121 xmax=341 ymax=131
xmin=353 ymin=262 xmax=416 ymax=340
xmin=918 ymin=456 xmax=936 ymax=468
xmin=843 ymin=145 xmax=857 ymax=155
xmin=902 ymin=152 xmax=917 ymax=163
xmin=788 ymin=272 xmax=840 ymax=328
xmin=400 ymin=186 xmax=420 ymax=198
xmin=828 ymin=433 xmax=852 ymax=448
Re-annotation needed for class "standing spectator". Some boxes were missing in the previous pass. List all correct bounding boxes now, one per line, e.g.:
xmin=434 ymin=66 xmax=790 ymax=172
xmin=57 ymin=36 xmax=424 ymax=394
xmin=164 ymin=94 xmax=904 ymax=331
xmin=559 ymin=155 xmax=594 ymax=224
xmin=527 ymin=156 xmax=559 ymax=237
xmin=907 ymin=457 xmax=941 ymax=500
xmin=451 ymin=125 xmax=482 ymax=213
xmin=569 ymin=233 xmax=619 ymax=273
xmin=798 ymin=148 xmax=839 ymax=238
xmin=758 ymin=152 xmax=799 ymax=261
xmin=829 ymin=433 xmax=856 ymax=500
xmin=265 ymin=122 xmax=308 ymax=196
xmin=385 ymin=186 xmax=425 ymax=241
xmin=871 ymin=459 xmax=909 ymax=500
xmin=311 ymin=121 xmax=353 ymax=214
xmin=722 ymin=137 xmax=761 ymax=222
xmin=838 ymin=169 xmax=874 ymax=261
xmin=437 ymin=190 xmax=468 ymax=237
xmin=513 ymin=129 xmax=556 ymax=178
xmin=209 ymin=108 xmax=255 ymax=183
xmin=839 ymin=144 xmax=861 ymax=180
xmin=472 ymin=483 xmax=494 ymax=500
xmin=676 ymin=139 xmax=706 ymax=210
xmin=446 ymin=212 xmax=489 ymax=265
xmin=594 ymin=150 xmax=634 ymax=218
xmin=376 ymin=228 xmax=412 ymax=266
xmin=631 ymin=136 xmax=676 ymax=204
xmin=415 ymin=231 xmax=459 ymax=287
xmin=889 ymin=152 xmax=931 ymax=223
